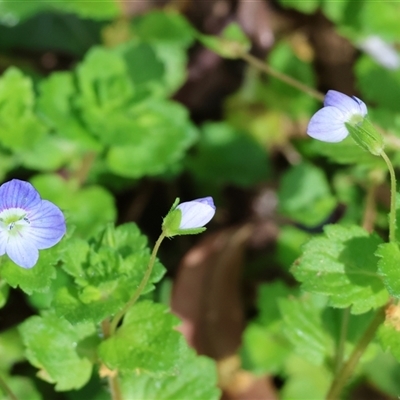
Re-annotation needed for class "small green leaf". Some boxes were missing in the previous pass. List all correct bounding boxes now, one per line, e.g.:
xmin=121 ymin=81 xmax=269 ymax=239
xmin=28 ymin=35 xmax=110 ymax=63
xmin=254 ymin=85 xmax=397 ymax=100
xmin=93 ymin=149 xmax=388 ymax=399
xmin=278 ymin=162 xmax=337 ymax=227
xmin=0 ymin=67 xmax=46 ymax=151
xmin=19 ymin=314 xmax=95 ymax=391
xmin=376 ymin=243 xmax=400 ymax=298
xmin=133 ymin=11 xmax=194 ymax=48
xmin=198 ymin=23 xmax=250 ymax=59
xmin=292 ymin=224 xmax=388 ymax=314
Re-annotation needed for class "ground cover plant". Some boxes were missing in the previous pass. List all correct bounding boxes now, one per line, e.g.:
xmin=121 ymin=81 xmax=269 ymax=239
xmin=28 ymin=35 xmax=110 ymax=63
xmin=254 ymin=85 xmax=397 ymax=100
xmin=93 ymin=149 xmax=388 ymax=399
xmin=1 ymin=1 xmax=400 ymax=399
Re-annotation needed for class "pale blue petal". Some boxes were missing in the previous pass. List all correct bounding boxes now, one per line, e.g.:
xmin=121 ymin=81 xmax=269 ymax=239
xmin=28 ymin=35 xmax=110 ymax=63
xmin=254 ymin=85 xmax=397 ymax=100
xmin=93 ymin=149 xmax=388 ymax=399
xmin=307 ymin=106 xmax=349 ymax=142
xmin=177 ymin=199 xmax=216 ymax=229
xmin=324 ymin=90 xmax=367 ymax=117
xmin=352 ymin=96 xmax=368 ymax=116
xmin=0 ymin=228 xmax=7 ymax=256
xmin=26 ymin=200 xmax=66 ymax=249
xmin=192 ymin=197 xmax=216 ymax=210
xmin=0 ymin=180 xmax=41 ymax=211
xmin=6 ymin=235 xmax=39 ymax=269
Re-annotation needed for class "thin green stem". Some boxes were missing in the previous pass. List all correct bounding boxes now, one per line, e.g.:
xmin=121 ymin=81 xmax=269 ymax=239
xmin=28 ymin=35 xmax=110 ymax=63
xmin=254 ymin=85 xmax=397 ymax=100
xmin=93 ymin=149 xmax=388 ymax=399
xmin=0 ymin=374 xmax=18 ymax=400
xmin=239 ymin=52 xmax=325 ymax=102
xmin=335 ymin=308 xmax=350 ymax=374
xmin=381 ymin=151 xmax=397 ymax=242
xmin=109 ymin=232 xmax=166 ymax=335
xmin=326 ymin=308 xmax=385 ymax=400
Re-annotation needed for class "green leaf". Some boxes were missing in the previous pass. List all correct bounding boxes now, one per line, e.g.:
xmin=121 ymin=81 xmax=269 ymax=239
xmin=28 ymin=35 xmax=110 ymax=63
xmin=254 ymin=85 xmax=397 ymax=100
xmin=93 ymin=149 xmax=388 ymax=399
xmin=187 ymin=122 xmax=269 ymax=187
xmin=117 ymin=41 xmax=165 ymax=98
xmin=363 ymin=351 xmax=400 ymax=398
xmin=21 ymin=134 xmax=78 ymax=171
xmin=0 ymin=327 xmax=25 ymax=371
xmin=198 ymin=22 xmax=250 ymax=59
xmin=37 ymin=72 xmax=100 ymax=151
xmin=120 ymin=343 xmax=220 ymax=400
xmin=0 ymin=279 xmax=9 ymax=309
xmin=131 ymin=12 xmax=195 ymax=95
xmin=31 ymin=174 xmax=116 ymax=239
xmin=0 ymin=241 xmax=62 ymax=295
xmin=0 ymin=0 xmax=120 ymax=22
xmin=376 ymin=243 xmax=400 ymax=298
xmin=281 ymin=355 xmax=331 ymax=400
xmin=278 ymin=162 xmax=337 ymax=227
xmin=19 ymin=314 xmax=96 ymax=391
xmin=4 ymin=376 xmax=42 ymax=400
xmin=106 ymin=100 xmax=198 ymax=178
xmin=241 ymin=322 xmax=291 ymax=375
xmin=292 ymin=224 xmax=388 ymax=314
xmin=133 ymin=11 xmax=194 ymax=48
xmin=53 ymin=224 xmax=165 ymax=324
xmin=241 ymin=282 xmax=294 ymax=374
xmin=356 ymin=55 xmax=400 ymax=112
xmin=279 ymin=295 xmax=334 ymax=364
xmin=0 ymin=67 xmax=46 ymax=151
xmin=99 ymin=301 xmax=183 ymax=374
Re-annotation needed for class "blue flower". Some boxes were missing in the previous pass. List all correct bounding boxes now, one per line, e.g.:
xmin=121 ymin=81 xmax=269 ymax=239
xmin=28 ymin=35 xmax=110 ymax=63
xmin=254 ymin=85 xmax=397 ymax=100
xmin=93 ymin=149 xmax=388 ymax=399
xmin=307 ymin=90 xmax=368 ymax=143
xmin=176 ymin=197 xmax=216 ymax=229
xmin=0 ymin=179 xmax=66 ymax=269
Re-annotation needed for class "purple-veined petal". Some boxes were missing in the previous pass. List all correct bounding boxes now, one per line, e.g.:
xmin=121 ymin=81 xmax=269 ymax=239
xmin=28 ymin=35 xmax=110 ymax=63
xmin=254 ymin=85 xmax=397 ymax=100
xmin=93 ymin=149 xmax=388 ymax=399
xmin=25 ymin=200 xmax=66 ymax=249
xmin=177 ymin=198 xmax=216 ymax=229
xmin=5 ymin=234 xmax=39 ymax=269
xmin=0 ymin=180 xmax=41 ymax=211
xmin=307 ymin=106 xmax=349 ymax=143
xmin=324 ymin=90 xmax=367 ymax=118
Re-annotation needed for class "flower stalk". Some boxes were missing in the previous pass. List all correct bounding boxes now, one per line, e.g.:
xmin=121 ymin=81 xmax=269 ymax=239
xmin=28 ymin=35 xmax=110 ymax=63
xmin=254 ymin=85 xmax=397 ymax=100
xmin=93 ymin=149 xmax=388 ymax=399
xmin=109 ymin=231 xmax=166 ymax=336
xmin=380 ymin=151 xmax=397 ymax=242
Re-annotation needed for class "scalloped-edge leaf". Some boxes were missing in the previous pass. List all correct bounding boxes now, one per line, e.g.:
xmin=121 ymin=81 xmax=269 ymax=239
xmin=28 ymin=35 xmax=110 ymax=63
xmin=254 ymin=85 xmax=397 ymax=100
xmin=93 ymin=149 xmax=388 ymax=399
xmin=291 ymin=224 xmax=388 ymax=314
xmin=19 ymin=314 xmax=96 ymax=391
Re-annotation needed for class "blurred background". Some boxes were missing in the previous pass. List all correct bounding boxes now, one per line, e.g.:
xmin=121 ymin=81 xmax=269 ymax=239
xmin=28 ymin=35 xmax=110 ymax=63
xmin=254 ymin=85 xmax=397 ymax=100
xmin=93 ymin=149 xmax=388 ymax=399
xmin=1 ymin=0 xmax=400 ymax=399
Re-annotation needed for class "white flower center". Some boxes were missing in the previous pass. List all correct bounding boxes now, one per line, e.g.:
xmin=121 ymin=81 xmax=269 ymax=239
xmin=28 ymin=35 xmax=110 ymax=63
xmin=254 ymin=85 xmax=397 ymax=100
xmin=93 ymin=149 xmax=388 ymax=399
xmin=0 ymin=208 xmax=30 ymax=237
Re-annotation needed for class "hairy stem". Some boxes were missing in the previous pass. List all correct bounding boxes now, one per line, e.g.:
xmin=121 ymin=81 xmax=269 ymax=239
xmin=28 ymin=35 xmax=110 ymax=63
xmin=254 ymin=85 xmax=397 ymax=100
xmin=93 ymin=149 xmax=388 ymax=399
xmin=326 ymin=308 xmax=385 ymax=400
xmin=239 ymin=52 xmax=325 ymax=102
xmin=381 ymin=151 xmax=397 ymax=242
xmin=110 ymin=232 xmax=166 ymax=335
